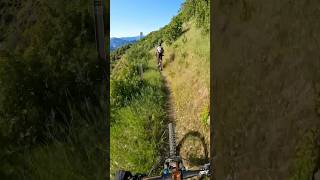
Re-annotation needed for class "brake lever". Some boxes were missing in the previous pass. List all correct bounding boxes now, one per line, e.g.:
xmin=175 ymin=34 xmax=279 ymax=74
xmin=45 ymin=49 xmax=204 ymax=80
xmin=200 ymin=163 xmax=210 ymax=170
xmin=199 ymin=163 xmax=211 ymax=177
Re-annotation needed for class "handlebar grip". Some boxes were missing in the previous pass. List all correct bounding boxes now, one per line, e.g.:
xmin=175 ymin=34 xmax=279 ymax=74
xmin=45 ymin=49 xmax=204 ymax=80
xmin=142 ymin=176 xmax=161 ymax=180
xmin=181 ymin=170 xmax=201 ymax=179
xmin=142 ymin=169 xmax=208 ymax=180
xmin=142 ymin=175 xmax=170 ymax=180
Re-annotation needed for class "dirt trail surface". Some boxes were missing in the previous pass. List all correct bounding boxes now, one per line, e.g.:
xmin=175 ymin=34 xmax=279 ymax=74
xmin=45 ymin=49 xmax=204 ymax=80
xmin=163 ymin=78 xmax=176 ymax=124
xmin=213 ymin=0 xmax=320 ymax=179
xmin=162 ymin=73 xmax=210 ymax=169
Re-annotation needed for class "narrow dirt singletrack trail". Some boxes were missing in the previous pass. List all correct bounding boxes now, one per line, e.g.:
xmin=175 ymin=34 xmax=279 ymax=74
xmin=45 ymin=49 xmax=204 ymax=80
xmin=150 ymin=44 xmax=210 ymax=170
xmin=163 ymin=76 xmax=176 ymax=124
xmin=161 ymin=71 xmax=209 ymax=169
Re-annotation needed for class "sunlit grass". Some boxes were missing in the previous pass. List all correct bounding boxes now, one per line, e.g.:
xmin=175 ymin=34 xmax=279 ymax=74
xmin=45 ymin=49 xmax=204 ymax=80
xmin=110 ymin=44 xmax=166 ymax=178
xmin=163 ymin=21 xmax=210 ymax=128
xmin=161 ymin=21 xmax=210 ymax=166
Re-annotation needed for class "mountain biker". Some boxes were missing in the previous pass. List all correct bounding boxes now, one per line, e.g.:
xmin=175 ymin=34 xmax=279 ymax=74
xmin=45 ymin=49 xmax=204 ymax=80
xmin=155 ymin=42 xmax=164 ymax=71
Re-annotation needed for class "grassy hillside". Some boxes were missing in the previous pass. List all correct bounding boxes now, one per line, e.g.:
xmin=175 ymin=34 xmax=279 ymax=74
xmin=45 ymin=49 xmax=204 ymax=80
xmin=0 ymin=1 xmax=107 ymax=179
xmin=110 ymin=44 xmax=167 ymax=177
xmin=110 ymin=0 xmax=210 ymax=177
xmin=162 ymin=20 xmax=210 ymax=168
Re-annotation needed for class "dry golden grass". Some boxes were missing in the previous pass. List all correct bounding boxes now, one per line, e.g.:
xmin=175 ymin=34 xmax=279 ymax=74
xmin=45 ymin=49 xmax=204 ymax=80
xmin=160 ymin=21 xmax=210 ymax=168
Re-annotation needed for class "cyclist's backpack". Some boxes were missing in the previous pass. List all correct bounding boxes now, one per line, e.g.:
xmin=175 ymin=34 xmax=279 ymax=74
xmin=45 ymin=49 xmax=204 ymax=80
xmin=157 ymin=46 xmax=164 ymax=54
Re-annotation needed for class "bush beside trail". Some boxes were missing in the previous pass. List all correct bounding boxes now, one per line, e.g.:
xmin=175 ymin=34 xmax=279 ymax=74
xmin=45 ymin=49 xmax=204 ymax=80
xmin=110 ymin=43 xmax=166 ymax=177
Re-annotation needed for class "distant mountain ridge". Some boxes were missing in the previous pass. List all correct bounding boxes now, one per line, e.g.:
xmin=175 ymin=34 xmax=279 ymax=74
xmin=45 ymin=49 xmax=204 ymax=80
xmin=110 ymin=35 xmax=144 ymax=52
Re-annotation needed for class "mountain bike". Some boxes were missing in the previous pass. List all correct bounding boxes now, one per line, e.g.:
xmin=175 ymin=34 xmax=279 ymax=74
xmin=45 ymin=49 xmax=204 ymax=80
xmin=156 ymin=52 xmax=164 ymax=71
xmin=119 ymin=123 xmax=211 ymax=180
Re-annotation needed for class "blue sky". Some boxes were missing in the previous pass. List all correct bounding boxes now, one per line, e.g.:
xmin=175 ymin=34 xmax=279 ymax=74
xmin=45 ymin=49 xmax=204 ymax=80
xmin=110 ymin=0 xmax=185 ymax=37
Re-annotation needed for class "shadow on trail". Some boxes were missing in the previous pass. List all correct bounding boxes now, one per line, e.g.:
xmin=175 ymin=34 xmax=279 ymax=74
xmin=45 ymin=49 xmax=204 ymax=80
xmin=162 ymin=76 xmax=175 ymax=124
xmin=156 ymin=75 xmax=175 ymax=162
xmin=160 ymin=69 xmax=208 ymax=167
xmin=177 ymin=131 xmax=209 ymax=167
xmin=147 ymin=75 xmax=176 ymax=176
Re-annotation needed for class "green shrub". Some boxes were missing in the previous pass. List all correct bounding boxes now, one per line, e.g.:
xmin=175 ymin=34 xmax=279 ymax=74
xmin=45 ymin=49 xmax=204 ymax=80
xmin=110 ymin=38 xmax=166 ymax=177
xmin=163 ymin=16 xmax=183 ymax=45
xmin=110 ymin=43 xmax=132 ymax=69
xmin=195 ymin=0 xmax=210 ymax=32
xmin=180 ymin=0 xmax=210 ymax=32
xmin=200 ymin=105 xmax=210 ymax=126
xmin=0 ymin=0 xmax=107 ymax=178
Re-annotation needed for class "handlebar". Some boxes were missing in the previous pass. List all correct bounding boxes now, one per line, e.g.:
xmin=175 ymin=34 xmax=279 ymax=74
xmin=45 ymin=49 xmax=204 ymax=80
xmin=142 ymin=175 xmax=165 ymax=180
xmin=125 ymin=123 xmax=210 ymax=180
xmin=139 ymin=169 xmax=210 ymax=180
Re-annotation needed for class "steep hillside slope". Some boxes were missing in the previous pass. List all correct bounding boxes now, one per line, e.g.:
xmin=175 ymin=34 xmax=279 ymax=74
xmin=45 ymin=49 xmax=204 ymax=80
xmin=110 ymin=44 xmax=167 ymax=177
xmin=162 ymin=21 xmax=210 ymax=168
